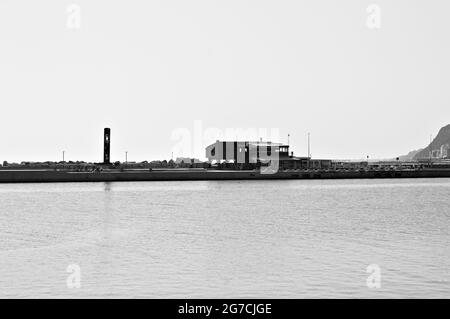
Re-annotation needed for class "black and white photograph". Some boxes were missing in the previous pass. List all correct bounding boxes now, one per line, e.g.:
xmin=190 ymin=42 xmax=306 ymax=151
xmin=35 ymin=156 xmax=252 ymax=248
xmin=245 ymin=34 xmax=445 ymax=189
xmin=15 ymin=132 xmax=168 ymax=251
xmin=0 ymin=0 xmax=449 ymax=308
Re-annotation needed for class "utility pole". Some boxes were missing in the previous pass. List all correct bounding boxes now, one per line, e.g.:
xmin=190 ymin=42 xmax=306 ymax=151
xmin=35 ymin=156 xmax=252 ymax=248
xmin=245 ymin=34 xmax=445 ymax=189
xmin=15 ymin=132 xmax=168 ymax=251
xmin=62 ymin=150 xmax=65 ymax=162
xmin=307 ymin=132 xmax=311 ymax=170
xmin=288 ymin=134 xmax=290 ymax=146
xmin=125 ymin=151 xmax=128 ymax=164
xmin=429 ymin=134 xmax=433 ymax=166
xmin=307 ymin=133 xmax=311 ymax=158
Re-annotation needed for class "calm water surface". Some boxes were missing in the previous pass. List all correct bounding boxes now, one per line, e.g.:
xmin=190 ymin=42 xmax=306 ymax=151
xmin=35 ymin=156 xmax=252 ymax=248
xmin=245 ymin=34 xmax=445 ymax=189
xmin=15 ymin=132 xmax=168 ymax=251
xmin=0 ymin=179 xmax=449 ymax=298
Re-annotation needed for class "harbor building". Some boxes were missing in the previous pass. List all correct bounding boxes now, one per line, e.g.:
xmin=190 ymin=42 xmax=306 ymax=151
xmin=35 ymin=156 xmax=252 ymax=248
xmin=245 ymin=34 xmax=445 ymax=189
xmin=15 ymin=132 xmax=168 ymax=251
xmin=205 ymin=140 xmax=328 ymax=170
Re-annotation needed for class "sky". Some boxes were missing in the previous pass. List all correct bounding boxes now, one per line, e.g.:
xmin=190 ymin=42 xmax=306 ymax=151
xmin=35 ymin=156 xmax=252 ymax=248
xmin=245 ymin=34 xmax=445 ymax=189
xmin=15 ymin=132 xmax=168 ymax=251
xmin=1 ymin=0 xmax=449 ymax=163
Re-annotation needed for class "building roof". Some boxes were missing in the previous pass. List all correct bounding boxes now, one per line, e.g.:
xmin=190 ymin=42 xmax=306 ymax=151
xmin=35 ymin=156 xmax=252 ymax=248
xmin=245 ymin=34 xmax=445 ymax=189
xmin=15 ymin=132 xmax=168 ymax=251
xmin=206 ymin=141 xmax=288 ymax=148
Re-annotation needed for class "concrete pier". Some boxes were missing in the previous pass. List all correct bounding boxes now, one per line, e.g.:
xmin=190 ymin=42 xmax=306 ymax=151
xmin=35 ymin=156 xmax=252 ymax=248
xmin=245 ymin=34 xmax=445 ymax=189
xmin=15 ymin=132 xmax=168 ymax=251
xmin=1 ymin=168 xmax=450 ymax=183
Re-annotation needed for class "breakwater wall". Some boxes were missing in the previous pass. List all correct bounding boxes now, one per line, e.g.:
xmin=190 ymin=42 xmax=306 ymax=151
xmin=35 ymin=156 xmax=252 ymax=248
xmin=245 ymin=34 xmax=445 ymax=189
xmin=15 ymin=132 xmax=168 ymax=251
xmin=1 ymin=168 xmax=450 ymax=183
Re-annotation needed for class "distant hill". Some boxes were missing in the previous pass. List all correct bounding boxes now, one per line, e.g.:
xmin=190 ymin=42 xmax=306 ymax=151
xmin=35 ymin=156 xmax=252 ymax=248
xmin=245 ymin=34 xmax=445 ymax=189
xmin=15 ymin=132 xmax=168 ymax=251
xmin=397 ymin=149 xmax=423 ymax=161
xmin=411 ymin=124 xmax=450 ymax=160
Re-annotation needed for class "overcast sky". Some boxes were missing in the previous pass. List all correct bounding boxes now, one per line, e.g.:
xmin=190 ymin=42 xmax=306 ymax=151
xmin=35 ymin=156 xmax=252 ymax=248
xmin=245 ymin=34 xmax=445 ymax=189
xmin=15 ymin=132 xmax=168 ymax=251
xmin=1 ymin=0 xmax=449 ymax=163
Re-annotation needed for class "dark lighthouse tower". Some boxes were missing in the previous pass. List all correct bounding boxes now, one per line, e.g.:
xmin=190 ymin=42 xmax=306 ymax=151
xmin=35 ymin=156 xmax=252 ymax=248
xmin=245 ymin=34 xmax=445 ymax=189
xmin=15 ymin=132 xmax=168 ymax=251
xmin=103 ymin=128 xmax=111 ymax=164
